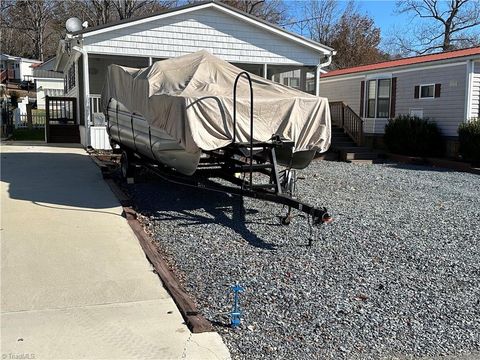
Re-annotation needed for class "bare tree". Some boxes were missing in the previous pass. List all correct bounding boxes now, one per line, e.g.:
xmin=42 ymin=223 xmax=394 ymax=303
xmin=302 ymin=0 xmax=338 ymax=44
xmin=394 ymin=0 xmax=480 ymax=54
xmin=220 ymin=0 xmax=287 ymax=24
xmin=298 ymin=1 xmax=388 ymax=69
xmin=330 ymin=3 xmax=389 ymax=69
xmin=112 ymin=0 xmax=172 ymax=20
xmin=1 ymin=0 xmax=58 ymax=61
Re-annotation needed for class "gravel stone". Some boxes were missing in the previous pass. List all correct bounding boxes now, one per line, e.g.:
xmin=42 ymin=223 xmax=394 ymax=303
xmin=124 ymin=161 xmax=480 ymax=359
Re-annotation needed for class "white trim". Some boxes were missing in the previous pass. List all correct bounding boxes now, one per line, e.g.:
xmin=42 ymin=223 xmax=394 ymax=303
xmin=86 ymin=50 xmax=308 ymax=66
xmin=321 ymin=60 xmax=469 ymax=82
xmin=364 ymin=78 xmax=392 ymax=119
xmin=365 ymin=72 xmax=392 ymax=80
xmin=81 ymin=2 xmax=333 ymax=55
xmin=320 ymin=74 xmax=365 ymax=83
xmin=465 ymin=60 xmax=474 ymax=120
xmin=419 ymin=83 xmax=435 ymax=99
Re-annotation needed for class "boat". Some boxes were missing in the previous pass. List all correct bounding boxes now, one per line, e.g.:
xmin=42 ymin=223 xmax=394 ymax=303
xmin=102 ymin=50 xmax=331 ymax=176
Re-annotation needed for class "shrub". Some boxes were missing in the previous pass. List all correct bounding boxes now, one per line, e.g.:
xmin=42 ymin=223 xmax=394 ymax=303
xmin=384 ymin=115 xmax=445 ymax=157
xmin=458 ymin=118 xmax=480 ymax=164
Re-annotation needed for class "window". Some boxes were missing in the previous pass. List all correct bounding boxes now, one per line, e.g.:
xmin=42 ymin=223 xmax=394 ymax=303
xmin=367 ymin=80 xmax=376 ymax=118
xmin=420 ymin=84 xmax=434 ymax=98
xmin=366 ymin=78 xmax=391 ymax=118
xmin=66 ymin=64 xmax=76 ymax=92
xmin=377 ymin=79 xmax=391 ymax=118
xmin=289 ymin=77 xmax=300 ymax=88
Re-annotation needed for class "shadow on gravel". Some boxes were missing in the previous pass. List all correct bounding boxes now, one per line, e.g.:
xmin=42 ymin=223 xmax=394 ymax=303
xmin=131 ymin=178 xmax=278 ymax=250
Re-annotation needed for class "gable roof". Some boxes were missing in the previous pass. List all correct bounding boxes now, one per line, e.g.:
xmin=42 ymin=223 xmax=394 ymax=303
xmin=322 ymin=47 xmax=480 ymax=78
xmin=0 ymin=53 xmax=42 ymax=63
xmin=71 ymin=0 xmax=334 ymax=55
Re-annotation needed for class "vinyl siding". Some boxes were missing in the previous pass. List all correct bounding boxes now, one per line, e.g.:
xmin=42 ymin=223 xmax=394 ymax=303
xmin=471 ymin=61 xmax=480 ymax=118
xmin=83 ymin=7 xmax=321 ymax=66
xmin=319 ymin=77 xmax=362 ymax=114
xmin=320 ymin=62 xmax=468 ymax=137
xmin=394 ymin=64 xmax=466 ymax=137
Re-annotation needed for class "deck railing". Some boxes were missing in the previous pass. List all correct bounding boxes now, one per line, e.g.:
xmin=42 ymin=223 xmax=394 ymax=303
xmin=15 ymin=114 xmax=46 ymax=128
xmin=329 ymin=101 xmax=364 ymax=146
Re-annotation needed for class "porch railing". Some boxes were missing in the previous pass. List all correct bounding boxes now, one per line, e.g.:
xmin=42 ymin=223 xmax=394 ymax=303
xmin=329 ymin=101 xmax=364 ymax=146
xmin=16 ymin=114 xmax=46 ymax=128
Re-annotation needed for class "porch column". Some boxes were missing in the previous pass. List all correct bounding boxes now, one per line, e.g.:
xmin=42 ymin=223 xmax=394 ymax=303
xmin=263 ymin=64 xmax=268 ymax=79
xmin=300 ymin=68 xmax=307 ymax=92
xmin=82 ymin=52 xmax=90 ymax=145
xmin=315 ymin=65 xmax=321 ymax=96
xmin=149 ymin=57 xmax=153 ymax=66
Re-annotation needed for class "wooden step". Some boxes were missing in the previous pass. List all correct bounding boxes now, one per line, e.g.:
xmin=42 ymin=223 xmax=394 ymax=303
xmin=341 ymin=151 xmax=378 ymax=161
xmin=347 ymin=159 xmax=375 ymax=164
xmin=331 ymin=141 xmax=356 ymax=148
xmin=336 ymin=146 xmax=372 ymax=153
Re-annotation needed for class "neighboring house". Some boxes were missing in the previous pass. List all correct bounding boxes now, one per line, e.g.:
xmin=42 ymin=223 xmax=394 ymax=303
xmin=32 ymin=58 xmax=64 ymax=109
xmin=54 ymin=0 xmax=335 ymax=149
xmin=320 ymin=47 xmax=480 ymax=151
xmin=0 ymin=54 xmax=42 ymax=83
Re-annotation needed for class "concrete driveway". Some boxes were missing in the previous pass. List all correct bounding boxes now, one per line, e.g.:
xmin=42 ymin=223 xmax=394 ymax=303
xmin=0 ymin=142 xmax=229 ymax=360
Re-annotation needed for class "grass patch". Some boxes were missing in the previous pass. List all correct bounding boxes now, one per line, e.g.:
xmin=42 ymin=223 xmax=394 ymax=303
xmin=32 ymin=109 xmax=46 ymax=116
xmin=12 ymin=128 xmax=45 ymax=141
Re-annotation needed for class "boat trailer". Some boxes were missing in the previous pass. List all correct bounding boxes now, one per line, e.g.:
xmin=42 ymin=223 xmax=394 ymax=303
xmin=114 ymin=72 xmax=333 ymax=227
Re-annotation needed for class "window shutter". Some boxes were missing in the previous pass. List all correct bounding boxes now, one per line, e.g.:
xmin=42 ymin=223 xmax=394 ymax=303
xmin=434 ymin=83 xmax=441 ymax=98
xmin=414 ymin=85 xmax=419 ymax=99
xmin=359 ymin=81 xmax=365 ymax=117
xmin=390 ymin=77 xmax=397 ymax=118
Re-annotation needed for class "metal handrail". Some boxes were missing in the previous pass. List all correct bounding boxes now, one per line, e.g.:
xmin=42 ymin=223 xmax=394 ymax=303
xmin=233 ymin=71 xmax=254 ymax=186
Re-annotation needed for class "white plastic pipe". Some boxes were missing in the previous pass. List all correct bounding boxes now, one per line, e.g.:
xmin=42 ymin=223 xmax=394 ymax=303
xmin=316 ymin=54 xmax=333 ymax=96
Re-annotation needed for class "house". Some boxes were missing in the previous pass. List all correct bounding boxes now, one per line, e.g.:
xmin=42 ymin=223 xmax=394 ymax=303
xmin=319 ymin=47 xmax=480 ymax=152
xmin=53 ymin=0 xmax=335 ymax=149
xmin=0 ymin=54 xmax=42 ymax=83
xmin=32 ymin=58 xmax=64 ymax=109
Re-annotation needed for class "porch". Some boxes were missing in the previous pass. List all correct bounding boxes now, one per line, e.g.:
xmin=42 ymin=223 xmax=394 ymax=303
xmin=84 ymin=53 xmax=320 ymax=150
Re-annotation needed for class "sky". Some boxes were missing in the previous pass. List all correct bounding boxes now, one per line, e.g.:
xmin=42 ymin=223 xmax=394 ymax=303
xmin=284 ymin=0 xmax=415 ymax=51
xmin=356 ymin=1 xmax=410 ymax=30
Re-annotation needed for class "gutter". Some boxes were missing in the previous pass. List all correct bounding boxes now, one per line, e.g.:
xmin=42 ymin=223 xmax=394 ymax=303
xmin=316 ymin=52 xmax=335 ymax=96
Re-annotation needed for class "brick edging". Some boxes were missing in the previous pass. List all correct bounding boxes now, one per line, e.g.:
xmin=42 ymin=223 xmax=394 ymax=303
xmin=387 ymin=153 xmax=480 ymax=175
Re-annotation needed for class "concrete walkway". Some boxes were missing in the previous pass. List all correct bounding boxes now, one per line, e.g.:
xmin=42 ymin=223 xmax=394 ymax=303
xmin=1 ymin=143 xmax=230 ymax=360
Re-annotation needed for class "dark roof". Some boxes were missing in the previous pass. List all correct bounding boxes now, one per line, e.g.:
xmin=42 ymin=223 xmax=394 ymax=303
xmin=71 ymin=0 xmax=334 ymax=53
xmin=322 ymin=46 xmax=480 ymax=78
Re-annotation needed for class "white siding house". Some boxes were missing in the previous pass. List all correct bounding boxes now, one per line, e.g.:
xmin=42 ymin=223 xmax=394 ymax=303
xmin=54 ymin=1 xmax=335 ymax=149
xmin=32 ymin=58 xmax=64 ymax=109
xmin=1 ymin=54 xmax=42 ymax=82
xmin=319 ymin=47 xmax=480 ymax=144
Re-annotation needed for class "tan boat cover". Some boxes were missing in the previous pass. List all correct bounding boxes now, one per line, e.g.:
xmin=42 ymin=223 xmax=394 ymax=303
xmin=102 ymin=50 xmax=331 ymax=154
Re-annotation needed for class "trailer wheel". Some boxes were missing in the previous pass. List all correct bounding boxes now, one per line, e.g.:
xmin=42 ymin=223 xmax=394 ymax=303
xmin=120 ymin=150 xmax=134 ymax=179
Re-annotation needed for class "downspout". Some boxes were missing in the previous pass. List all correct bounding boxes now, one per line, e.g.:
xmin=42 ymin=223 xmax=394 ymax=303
xmin=72 ymin=45 xmax=90 ymax=147
xmin=316 ymin=51 xmax=335 ymax=96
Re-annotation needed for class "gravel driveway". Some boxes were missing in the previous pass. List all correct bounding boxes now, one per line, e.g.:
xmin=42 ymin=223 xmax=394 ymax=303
xmin=125 ymin=160 xmax=480 ymax=359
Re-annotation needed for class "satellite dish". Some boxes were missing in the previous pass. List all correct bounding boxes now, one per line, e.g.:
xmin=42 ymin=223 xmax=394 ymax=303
xmin=66 ymin=17 xmax=83 ymax=33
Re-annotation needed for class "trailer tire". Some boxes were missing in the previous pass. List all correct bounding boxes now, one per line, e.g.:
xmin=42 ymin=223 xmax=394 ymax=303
xmin=120 ymin=150 xmax=134 ymax=179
